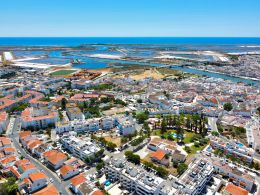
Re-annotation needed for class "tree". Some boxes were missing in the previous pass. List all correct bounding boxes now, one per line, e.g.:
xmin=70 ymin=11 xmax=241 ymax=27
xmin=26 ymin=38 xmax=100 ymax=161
xmin=0 ymin=177 xmax=18 ymax=195
xmin=185 ymin=115 xmax=192 ymax=130
xmin=61 ymin=98 xmax=67 ymax=110
xmin=173 ymin=161 xmax=178 ymax=168
xmin=257 ymin=107 xmax=260 ymax=116
xmin=160 ymin=117 xmax=167 ymax=135
xmin=96 ymin=161 xmax=105 ymax=171
xmin=96 ymin=148 xmax=105 ymax=158
xmin=121 ymin=137 xmax=128 ymax=144
xmin=211 ymin=131 xmax=219 ymax=136
xmin=137 ymin=99 xmax=143 ymax=103
xmin=217 ymin=124 xmax=224 ymax=133
xmin=254 ymin=162 xmax=260 ymax=170
xmin=175 ymin=120 xmax=184 ymax=143
xmin=85 ymin=156 xmax=95 ymax=164
xmin=224 ymin=102 xmax=233 ymax=111
xmin=156 ymin=166 xmax=169 ymax=178
xmin=124 ymin=151 xmax=140 ymax=164
xmin=143 ymin=122 xmax=151 ymax=137
xmin=107 ymin=142 xmax=117 ymax=151
xmin=194 ymin=141 xmax=200 ymax=147
xmin=184 ymin=146 xmax=191 ymax=153
xmin=192 ymin=115 xmax=200 ymax=133
xmin=136 ymin=112 xmax=149 ymax=124
xmin=177 ymin=163 xmax=188 ymax=175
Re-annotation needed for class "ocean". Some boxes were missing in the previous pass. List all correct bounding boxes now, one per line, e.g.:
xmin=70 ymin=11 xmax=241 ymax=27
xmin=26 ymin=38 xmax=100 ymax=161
xmin=0 ymin=37 xmax=260 ymax=46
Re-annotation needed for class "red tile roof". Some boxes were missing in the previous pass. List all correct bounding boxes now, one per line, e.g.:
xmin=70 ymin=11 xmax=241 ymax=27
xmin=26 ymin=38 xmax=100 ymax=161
xmin=0 ymin=155 xmax=16 ymax=165
xmin=0 ymin=137 xmax=11 ymax=145
xmin=151 ymin=149 xmax=166 ymax=161
xmin=224 ymin=183 xmax=248 ymax=195
xmin=59 ymin=165 xmax=74 ymax=176
xmin=3 ymin=147 xmax=15 ymax=154
xmin=21 ymin=108 xmax=58 ymax=122
xmin=20 ymin=161 xmax=36 ymax=172
xmin=19 ymin=131 xmax=32 ymax=139
xmin=43 ymin=150 xmax=67 ymax=165
xmin=91 ymin=190 xmax=104 ymax=195
xmin=8 ymin=166 xmax=21 ymax=178
xmin=27 ymin=139 xmax=42 ymax=150
xmin=70 ymin=173 xmax=86 ymax=186
xmin=29 ymin=172 xmax=47 ymax=182
xmin=32 ymin=184 xmax=59 ymax=195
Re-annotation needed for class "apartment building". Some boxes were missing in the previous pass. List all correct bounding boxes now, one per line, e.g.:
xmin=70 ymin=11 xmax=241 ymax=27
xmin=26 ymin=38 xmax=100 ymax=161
xmin=212 ymin=160 xmax=254 ymax=191
xmin=105 ymin=158 xmax=167 ymax=195
xmin=171 ymin=158 xmax=214 ymax=195
xmin=66 ymin=103 xmax=85 ymax=120
xmin=55 ymin=116 xmax=116 ymax=134
xmin=71 ymin=80 xmax=93 ymax=90
xmin=115 ymin=115 xmax=136 ymax=136
xmin=210 ymin=136 xmax=254 ymax=164
xmin=0 ymin=111 xmax=9 ymax=133
xmin=56 ymin=115 xmax=135 ymax=136
xmin=246 ymin=116 xmax=260 ymax=151
xmin=21 ymin=107 xmax=58 ymax=130
xmin=105 ymin=157 xmax=215 ymax=195
xmin=70 ymin=93 xmax=100 ymax=103
xmin=60 ymin=135 xmax=100 ymax=160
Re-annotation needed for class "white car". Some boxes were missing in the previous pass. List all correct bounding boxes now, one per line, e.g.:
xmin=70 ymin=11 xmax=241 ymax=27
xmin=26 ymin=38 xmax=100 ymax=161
xmin=50 ymin=178 xmax=54 ymax=183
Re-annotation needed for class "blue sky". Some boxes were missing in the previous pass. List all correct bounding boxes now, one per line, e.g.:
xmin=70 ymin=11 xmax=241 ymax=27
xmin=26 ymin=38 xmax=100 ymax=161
xmin=1 ymin=0 xmax=260 ymax=37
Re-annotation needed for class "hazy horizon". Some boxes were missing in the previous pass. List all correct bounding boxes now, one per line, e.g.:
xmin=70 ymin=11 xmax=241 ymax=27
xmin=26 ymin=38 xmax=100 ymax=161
xmin=1 ymin=0 xmax=260 ymax=37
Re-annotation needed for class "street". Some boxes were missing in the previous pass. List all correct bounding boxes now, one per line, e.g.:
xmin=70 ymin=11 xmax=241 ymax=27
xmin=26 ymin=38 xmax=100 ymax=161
xmin=7 ymin=117 xmax=71 ymax=195
xmin=208 ymin=117 xmax=218 ymax=132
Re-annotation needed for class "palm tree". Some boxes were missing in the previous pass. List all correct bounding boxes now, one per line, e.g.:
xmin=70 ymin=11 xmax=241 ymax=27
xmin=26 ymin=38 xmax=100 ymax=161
xmin=160 ymin=117 xmax=167 ymax=134
xmin=185 ymin=115 xmax=192 ymax=130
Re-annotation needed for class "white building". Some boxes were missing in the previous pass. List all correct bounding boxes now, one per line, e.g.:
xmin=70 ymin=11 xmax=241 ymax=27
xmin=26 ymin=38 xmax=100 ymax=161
xmin=210 ymin=136 xmax=254 ymax=164
xmin=60 ymin=135 xmax=100 ymax=160
xmin=71 ymin=80 xmax=94 ymax=90
xmin=105 ymin=158 xmax=167 ymax=195
xmin=59 ymin=165 xmax=79 ymax=180
xmin=115 ymin=116 xmax=136 ymax=136
xmin=212 ymin=159 xmax=255 ymax=191
xmin=26 ymin=172 xmax=48 ymax=193
xmin=246 ymin=116 xmax=260 ymax=152
xmin=105 ymin=157 xmax=215 ymax=195
xmin=56 ymin=115 xmax=136 ymax=136
xmin=66 ymin=103 xmax=85 ymax=120
xmin=21 ymin=107 xmax=58 ymax=130
xmin=0 ymin=111 xmax=9 ymax=133
xmin=171 ymin=157 xmax=214 ymax=195
xmin=55 ymin=116 xmax=116 ymax=134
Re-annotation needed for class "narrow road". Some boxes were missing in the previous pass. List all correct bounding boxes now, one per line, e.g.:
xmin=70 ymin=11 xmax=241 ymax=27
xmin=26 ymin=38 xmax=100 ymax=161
xmin=208 ymin=117 xmax=218 ymax=132
xmin=8 ymin=117 xmax=70 ymax=195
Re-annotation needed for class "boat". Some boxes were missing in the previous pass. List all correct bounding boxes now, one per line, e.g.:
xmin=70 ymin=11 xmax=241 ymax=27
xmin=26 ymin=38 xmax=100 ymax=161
xmin=70 ymin=59 xmax=84 ymax=64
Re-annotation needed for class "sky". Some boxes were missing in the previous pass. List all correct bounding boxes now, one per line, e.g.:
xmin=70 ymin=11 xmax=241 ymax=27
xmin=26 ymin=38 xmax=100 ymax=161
xmin=1 ymin=0 xmax=260 ymax=37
